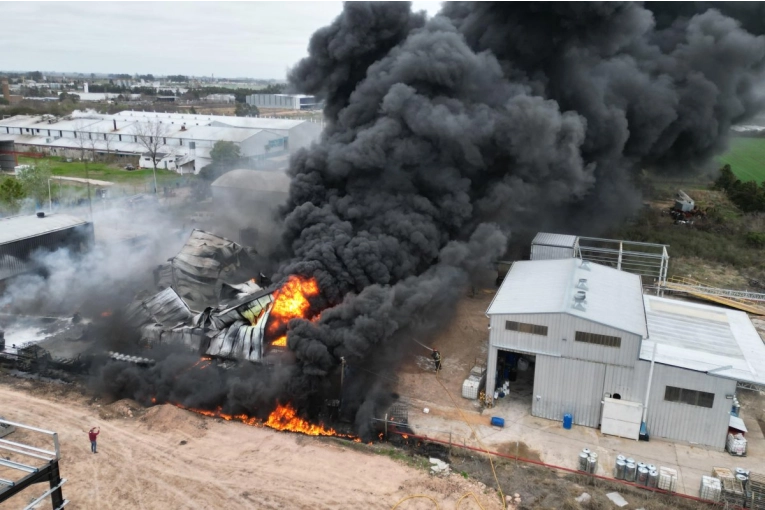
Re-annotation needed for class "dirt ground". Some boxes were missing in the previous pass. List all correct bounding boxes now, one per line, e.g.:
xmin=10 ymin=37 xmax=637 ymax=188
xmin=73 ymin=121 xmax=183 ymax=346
xmin=0 ymin=376 xmax=500 ymax=510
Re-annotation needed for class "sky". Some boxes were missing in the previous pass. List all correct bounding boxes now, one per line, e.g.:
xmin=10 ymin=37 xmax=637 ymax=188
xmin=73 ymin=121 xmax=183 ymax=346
xmin=1 ymin=1 xmax=443 ymax=80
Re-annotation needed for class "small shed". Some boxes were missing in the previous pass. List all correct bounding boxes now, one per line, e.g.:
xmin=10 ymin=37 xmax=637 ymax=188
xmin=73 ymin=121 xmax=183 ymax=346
xmin=530 ymin=233 xmax=579 ymax=261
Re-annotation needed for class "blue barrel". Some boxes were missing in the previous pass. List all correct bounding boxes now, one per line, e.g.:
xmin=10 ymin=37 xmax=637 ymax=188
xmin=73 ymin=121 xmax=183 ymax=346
xmin=563 ymin=413 xmax=573 ymax=429
xmin=490 ymin=416 xmax=505 ymax=428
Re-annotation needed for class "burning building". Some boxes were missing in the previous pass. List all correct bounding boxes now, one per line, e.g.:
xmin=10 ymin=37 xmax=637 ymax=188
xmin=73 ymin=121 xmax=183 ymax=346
xmin=79 ymin=3 xmax=765 ymax=440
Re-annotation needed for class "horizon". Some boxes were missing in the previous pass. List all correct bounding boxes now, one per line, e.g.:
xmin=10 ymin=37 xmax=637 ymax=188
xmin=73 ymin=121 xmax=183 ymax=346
xmin=1 ymin=2 xmax=442 ymax=80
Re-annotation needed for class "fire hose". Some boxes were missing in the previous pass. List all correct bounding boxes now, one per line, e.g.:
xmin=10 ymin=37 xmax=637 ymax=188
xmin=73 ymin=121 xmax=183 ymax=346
xmin=411 ymin=338 xmax=434 ymax=352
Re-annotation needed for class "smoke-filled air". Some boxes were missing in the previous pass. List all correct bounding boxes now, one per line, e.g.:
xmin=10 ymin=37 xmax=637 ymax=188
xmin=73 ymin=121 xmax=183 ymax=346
xmin=29 ymin=2 xmax=765 ymax=439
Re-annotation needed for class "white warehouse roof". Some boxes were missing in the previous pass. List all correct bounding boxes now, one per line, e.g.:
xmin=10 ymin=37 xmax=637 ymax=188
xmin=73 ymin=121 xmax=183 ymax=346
xmin=642 ymin=295 xmax=765 ymax=385
xmin=486 ymin=258 xmax=647 ymax=337
xmin=532 ymin=232 xmax=578 ymax=248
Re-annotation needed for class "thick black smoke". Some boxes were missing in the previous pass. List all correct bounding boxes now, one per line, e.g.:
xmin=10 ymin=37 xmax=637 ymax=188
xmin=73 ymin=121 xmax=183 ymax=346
xmin=94 ymin=2 xmax=765 ymax=438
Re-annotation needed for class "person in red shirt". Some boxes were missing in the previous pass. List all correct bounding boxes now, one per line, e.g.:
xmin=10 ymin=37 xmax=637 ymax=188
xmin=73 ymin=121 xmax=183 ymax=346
xmin=88 ymin=427 xmax=100 ymax=454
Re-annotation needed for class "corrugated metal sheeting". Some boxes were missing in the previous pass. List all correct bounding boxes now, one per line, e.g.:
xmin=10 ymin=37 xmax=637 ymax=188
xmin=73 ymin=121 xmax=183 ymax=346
xmin=530 ymin=232 xmax=579 ymax=261
xmin=156 ymin=229 xmax=257 ymax=311
xmin=642 ymin=295 xmax=765 ymax=386
xmin=644 ymin=363 xmax=735 ymax=449
xmin=486 ymin=258 xmax=647 ymax=338
xmin=532 ymin=355 xmax=606 ymax=427
xmin=0 ymin=215 xmax=93 ymax=281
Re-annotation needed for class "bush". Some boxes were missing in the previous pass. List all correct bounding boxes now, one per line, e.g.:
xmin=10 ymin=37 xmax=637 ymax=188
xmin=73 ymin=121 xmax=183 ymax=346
xmin=746 ymin=231 xmax=765 ymax=248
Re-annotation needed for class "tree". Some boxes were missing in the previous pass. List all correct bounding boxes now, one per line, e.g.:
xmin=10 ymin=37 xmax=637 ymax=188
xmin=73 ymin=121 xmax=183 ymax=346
xmin=16 ymin=162 xmax=51 ymax=208
xmin=210 ymin=141 xmax=241 ymax=166
xmin=235 ymin=102 xmax=259 ymax=117
xmin=132 ymin=120 xmax=171 ymax=193
xmin=199 ymin=141 xmax=242 ymax=181
xmin=0 ymin=177 xmax=25 ymax=214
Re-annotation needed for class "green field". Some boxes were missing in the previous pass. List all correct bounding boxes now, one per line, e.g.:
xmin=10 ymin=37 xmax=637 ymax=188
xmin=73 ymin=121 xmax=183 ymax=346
xmin=17 ymin=157 xmax=186 ymax=186
xmin=717 ymin=137 xmax=765 ymax=183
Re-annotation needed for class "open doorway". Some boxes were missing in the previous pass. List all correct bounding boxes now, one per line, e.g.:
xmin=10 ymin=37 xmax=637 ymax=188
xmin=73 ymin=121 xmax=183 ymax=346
xmin=492 ymin=350 xmax=535 ymax=410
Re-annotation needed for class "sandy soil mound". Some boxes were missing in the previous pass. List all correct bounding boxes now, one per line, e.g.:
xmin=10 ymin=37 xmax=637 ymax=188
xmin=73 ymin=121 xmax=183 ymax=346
xmin=138 ymin=404 xmax=208 ymax=438
xmin=98 ymin=398 xmax=145 ymax=420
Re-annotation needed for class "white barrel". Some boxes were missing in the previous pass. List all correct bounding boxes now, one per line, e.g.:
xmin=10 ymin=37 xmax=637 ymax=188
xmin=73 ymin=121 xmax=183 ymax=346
xmin=626 ymin=457 xmax=635 ymax=465
xmin=517 ymin=357 xmax=530 ymax=371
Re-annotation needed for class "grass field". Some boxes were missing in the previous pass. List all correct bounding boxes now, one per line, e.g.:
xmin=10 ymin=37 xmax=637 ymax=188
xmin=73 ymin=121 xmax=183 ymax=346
xmin=717 ymin=136 xmax=765 ymax=183
xmin=17 ymin=157 xmax=186 ymax=188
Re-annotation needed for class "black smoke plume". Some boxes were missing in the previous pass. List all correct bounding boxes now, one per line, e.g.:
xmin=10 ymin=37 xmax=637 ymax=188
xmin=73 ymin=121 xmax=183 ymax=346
xmin=91 ymin=2 xmax=765 ymax=438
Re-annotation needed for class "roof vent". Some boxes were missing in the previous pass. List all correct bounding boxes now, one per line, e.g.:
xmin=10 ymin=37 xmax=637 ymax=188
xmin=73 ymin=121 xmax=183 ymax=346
xmin=577 ymin=278 xmax=588 ymax=290
xmin=574 ymin=290 xmax=586 ymax=302
xmin=580 ymin=260 xmax=591 ymax=270
xmin=36 ymin=211 xmax=45 ymax=218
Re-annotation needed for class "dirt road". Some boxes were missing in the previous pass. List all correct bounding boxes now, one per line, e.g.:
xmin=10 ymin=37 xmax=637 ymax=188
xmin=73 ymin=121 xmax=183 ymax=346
xmin=0 ymin=378 xmax=499 ymax=510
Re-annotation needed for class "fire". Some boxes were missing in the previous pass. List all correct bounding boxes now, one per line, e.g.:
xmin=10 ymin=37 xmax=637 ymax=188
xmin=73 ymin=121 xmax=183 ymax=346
xmin=167 ymin=401 xmax=358 ymax=440
xmin=266 ymin=403 xmax=339 ymax=436
xmin=101 ymin=310 xmax=112 ymax=317
xmin=267 ymin=275 xmax=320 ymax=347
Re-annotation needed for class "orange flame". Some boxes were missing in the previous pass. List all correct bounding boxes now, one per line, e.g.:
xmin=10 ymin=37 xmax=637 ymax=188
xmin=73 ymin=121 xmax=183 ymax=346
xmin=265 ymin=403 xmax=339 ymax=436
xmin=168 ymin=401 xmax=358 ymax=440
xmin=268 ymin=275 xmax=320 ymax=347
xmin=101 ymin=310 xmax=112 ymax=317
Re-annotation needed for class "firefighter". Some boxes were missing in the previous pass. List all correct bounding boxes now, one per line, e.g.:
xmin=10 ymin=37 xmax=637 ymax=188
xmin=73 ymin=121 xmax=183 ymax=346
xmin=431 ymin=349 xmax=442 ymax=373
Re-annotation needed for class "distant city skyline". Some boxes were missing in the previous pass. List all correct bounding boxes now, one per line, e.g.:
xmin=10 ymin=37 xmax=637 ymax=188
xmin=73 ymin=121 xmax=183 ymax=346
xmin=2 ymin=2 xmax=442 ymax=80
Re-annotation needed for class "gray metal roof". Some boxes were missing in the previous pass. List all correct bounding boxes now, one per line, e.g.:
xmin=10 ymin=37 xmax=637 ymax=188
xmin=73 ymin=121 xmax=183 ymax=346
xmin=211 ymin=169 xmax=291 ymax=192
xmin=531 ymin=232 xmax=578 ymax=248
xmin=486 ymin=258 xmax=647 ymax=337
xmin=642 ymin=295 xmax=765 ymax=385
xmin=0 ymin=214 xmax=89 ymax=246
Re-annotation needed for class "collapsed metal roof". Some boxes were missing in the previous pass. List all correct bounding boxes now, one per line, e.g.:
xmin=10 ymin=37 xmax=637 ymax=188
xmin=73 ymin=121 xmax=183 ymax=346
xmin=156 ymin=229 xmax=258 ymax=312
xmin=126 ymin=230 xmax=278 ymax=363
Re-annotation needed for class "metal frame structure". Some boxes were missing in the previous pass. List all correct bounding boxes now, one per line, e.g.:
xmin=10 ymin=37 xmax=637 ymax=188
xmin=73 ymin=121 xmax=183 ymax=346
xmin=576 ymin=236 xmax=669 ymax=286
xmin=0 ymin=418 xmax=67 ymax=509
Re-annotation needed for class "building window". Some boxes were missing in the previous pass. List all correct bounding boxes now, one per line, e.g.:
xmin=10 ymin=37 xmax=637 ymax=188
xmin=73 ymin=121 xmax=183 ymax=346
xmin=506 ymin=321 xmax=548 ymax=336
xmin=664 ymin=386 xmax=715 ymax=409
xmin=574 ymin=331 xmax=621 ymax=348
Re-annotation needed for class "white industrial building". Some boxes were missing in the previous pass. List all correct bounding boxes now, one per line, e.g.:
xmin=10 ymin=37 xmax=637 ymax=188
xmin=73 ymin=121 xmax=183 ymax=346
xmin=485 ymin=257 xmax=765 ymax=449
xmin=0 ymin=110 xmax=324 ymax=174
xmin=246 ymin=94 xmax=317 ymax=111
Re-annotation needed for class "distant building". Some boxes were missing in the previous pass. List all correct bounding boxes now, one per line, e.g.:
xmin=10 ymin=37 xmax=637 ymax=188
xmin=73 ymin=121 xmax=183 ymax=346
xmin=204 ymin=94 xmax=235 ymax=103
xmin=246 ymin=94 xmax=317 ymax=111
xmin=0 ymin=111 xmax=324 ymax=175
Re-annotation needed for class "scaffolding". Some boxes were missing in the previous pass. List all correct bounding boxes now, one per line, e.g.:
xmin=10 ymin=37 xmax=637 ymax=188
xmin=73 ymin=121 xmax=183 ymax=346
xmin=576 ymin=236 xmax=669 ymax=286
xmin=0 ymin=418 xmax=67 ymax=509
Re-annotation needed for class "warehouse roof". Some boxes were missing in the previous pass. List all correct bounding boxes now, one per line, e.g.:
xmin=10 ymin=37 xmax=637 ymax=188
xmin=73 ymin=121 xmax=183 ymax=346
xmin=211 ymin=169 xmax=291 ymax=192
xmin=641 ymin=295 xmax=765 ymax=385
xmin=531 ymin=232 xmax=578 ymax=248
xmin=486 ymin=258 xmax=647 ymax=337
xmin=0 ymin=213 xmax=90 ymax=245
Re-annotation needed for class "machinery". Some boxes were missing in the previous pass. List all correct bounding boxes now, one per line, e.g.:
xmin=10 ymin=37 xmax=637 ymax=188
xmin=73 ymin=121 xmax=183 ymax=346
xmin=668 ymin=190 xmax=707 ymax=223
